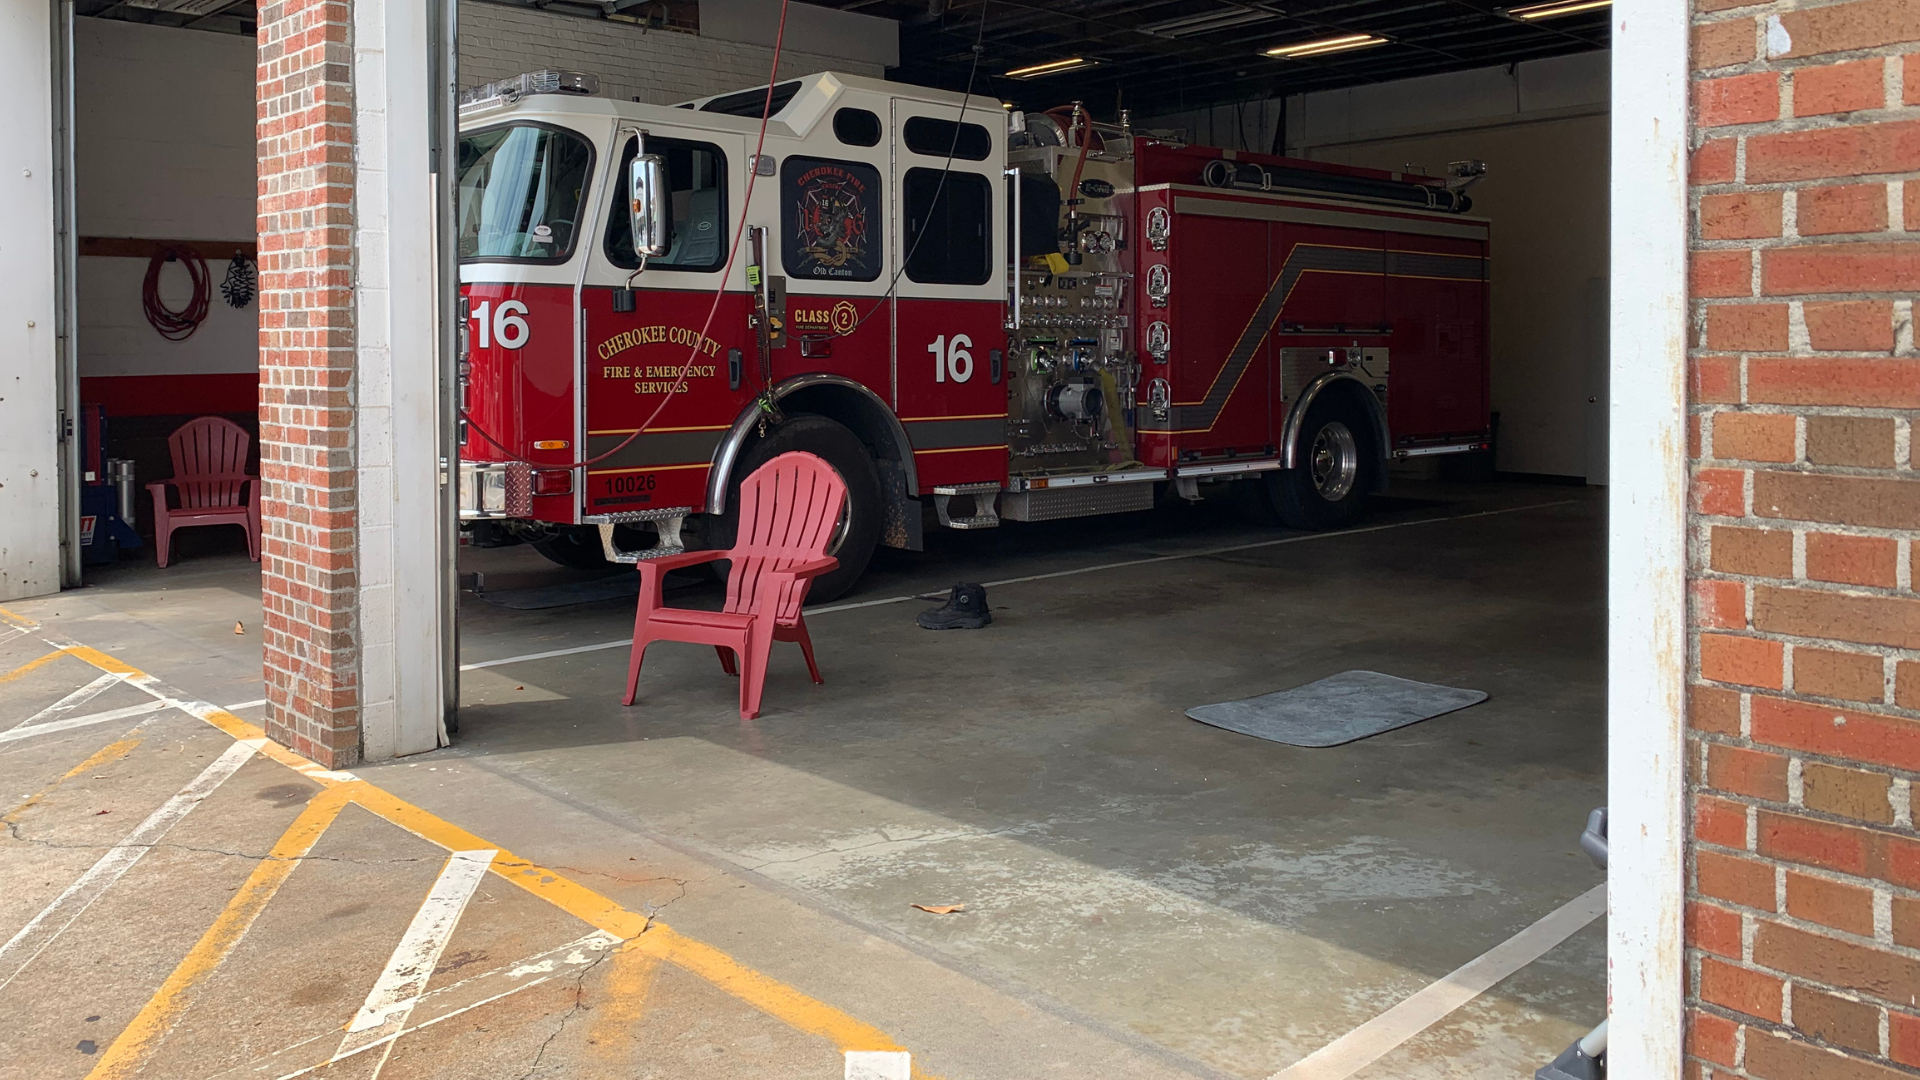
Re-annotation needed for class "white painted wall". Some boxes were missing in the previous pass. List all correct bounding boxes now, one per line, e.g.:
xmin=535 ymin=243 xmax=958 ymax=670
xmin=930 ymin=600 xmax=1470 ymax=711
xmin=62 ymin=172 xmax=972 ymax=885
xmin=459 ymin=0 xmax=886 ymax=105
xmin=73 ymin=17 xmax=254 ymax=241
xmin=76 ymin=257 xmax=258 ymax=378
xmin=355 ymin=0 xmax=447 ymax=759
xmin=1142 ymin=51 xmax=1611 ymax=480
xmin=72 ymin=17 xmax=257 ymax=381
xmin=0 ymin=2 xmax=63 ymax=601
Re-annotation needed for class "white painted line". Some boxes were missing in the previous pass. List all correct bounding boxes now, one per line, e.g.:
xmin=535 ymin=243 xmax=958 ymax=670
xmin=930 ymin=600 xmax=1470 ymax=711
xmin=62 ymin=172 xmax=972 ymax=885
xmin=845 ymin=1050 xmax=912 ymax=1080
xmin=62 ymin=660 xmax=359 ymax=784
xmin=223 ymin=699 xmax=268 ymax=711
xmin=962 ymin=501 xmax=1578 ymax=596
xmin=460 ymin=500 xmax=1578 ymax=671
xmin=460 ymin=640 xmax=627 ymax=671
xmin=224 ymin=932 xmax=621 ymax=1080
xmin=336 ymin=849 xmax=498 ymax=1068
xmin=7 ymin=672 xmax=122 ymax=732
xmin=0 ymin=702 xmax=165 ymax=745
xmin=0 ymin=737 xmax=263 ymax=991
xmin=1268 ymin=884 xmax=1607 ymax=1080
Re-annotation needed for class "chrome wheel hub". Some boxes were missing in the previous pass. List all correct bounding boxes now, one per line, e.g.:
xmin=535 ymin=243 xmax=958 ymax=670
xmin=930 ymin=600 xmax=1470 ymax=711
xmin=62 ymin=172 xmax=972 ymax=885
xmin=1310 ymin=421 xmax=1359 ymax=502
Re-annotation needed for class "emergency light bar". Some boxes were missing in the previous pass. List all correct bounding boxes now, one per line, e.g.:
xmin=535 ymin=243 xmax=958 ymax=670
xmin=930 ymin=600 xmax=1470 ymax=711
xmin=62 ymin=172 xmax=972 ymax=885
xmin=459 ymin=70 xmax=601 ymax=111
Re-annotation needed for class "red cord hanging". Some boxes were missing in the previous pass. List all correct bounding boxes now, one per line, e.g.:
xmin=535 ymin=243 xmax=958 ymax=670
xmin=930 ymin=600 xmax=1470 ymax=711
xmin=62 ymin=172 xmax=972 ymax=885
xmin=143 ymin=245 xmax=212 ymax=341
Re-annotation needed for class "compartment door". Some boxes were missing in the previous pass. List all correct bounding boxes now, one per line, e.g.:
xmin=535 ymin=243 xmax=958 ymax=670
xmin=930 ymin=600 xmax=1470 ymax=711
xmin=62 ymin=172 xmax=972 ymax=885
xmin=1166 ymin=213 xmax=1273 ymax=458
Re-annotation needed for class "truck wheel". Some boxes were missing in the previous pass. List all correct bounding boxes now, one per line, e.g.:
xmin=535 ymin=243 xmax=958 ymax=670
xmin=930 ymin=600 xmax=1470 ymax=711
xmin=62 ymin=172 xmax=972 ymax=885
xmin=708 ymin=414 xmax=882 ymax=603
xmin=530 ymin=526 xmax=611 ymax=569
xmin=1273 ymin=396 xmax=1374 ymax=530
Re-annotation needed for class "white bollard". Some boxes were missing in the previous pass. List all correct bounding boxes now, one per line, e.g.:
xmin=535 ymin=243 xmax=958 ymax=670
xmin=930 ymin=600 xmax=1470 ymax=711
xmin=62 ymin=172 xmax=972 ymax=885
xmin=844 ymin=1050 xmax=911 ymax=1080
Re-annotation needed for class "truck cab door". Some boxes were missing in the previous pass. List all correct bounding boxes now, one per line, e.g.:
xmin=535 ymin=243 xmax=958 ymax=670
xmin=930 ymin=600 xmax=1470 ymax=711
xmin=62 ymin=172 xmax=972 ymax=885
xmin=888 ymin=102 xmax=1008 ymax=491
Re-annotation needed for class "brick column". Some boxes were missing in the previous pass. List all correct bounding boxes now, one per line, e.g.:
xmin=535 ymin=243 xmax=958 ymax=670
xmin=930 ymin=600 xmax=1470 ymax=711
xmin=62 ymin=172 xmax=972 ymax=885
xmin=257 ymin=0 xmax=362 ymax=767
xmin=1687 ymin=2 xmax=1920 ymax=1075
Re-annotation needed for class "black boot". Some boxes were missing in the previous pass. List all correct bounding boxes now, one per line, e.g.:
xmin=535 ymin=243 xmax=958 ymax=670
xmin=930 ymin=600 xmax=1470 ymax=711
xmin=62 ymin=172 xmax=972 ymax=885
xmin=917 ymin=582 xmax=991 ymax=630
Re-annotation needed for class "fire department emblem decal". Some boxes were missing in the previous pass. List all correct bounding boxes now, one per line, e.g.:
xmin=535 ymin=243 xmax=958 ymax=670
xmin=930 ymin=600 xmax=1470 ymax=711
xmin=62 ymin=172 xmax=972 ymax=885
xmin=783 ymin=158 xmax=882 ymax=282
xmin=828 ymin=301 xmax=858 ymax=335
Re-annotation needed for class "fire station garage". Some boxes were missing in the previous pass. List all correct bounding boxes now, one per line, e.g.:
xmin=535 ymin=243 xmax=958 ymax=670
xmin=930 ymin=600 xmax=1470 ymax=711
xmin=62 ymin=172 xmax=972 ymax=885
xmin=2 ymin=1 xmax=1692 ymax=1078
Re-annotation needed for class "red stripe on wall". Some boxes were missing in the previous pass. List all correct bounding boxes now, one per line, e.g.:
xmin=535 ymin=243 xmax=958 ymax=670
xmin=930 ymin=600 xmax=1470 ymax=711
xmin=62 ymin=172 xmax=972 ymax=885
xmin=80 ymin=373 xmax=258 ymax=417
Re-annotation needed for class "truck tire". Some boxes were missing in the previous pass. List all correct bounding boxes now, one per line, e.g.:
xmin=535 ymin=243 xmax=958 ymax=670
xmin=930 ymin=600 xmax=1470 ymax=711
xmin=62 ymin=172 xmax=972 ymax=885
xmin=530 ymin=527 xmax=611 ymax=569
xmin=707 ymin=414 xmax=882 ymax=603
xmin=1272 ymin=396 xmax=1374 ymax=530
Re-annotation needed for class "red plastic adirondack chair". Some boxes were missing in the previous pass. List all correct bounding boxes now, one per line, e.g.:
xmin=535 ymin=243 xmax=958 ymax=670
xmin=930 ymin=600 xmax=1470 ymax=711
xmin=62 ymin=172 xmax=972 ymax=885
xmin=622 ymin=451 xmax=845 ymax=720
xmin=148 ymin=416 xmax=261 ymax=568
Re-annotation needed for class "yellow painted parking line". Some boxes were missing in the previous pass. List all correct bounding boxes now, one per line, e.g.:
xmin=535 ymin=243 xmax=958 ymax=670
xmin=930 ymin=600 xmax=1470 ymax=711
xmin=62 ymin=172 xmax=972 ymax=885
xmin=643 ymin=924 xmax=913 ymax=1060
xmin=586 ymin=942 xmax=663 ymax=1063
xmin=50 ymin=637 xmax=934 ymax=1075
xmin=357 ymin=781 xmax=915 ymax=1060
xmin=0 ymin=731 xmax=146 ymax=826
xmin=83 ymin=786 xmax=354 ymax=1080
xmin=0 ymin=648 xmax=70 ymax=684
xmin=0 ymin=605 xmax=37 ymax=630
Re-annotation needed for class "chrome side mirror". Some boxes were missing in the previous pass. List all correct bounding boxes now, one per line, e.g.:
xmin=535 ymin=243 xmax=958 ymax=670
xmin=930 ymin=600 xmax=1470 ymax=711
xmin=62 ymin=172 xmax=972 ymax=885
xmin=629 ymin=153 xmax=670 ymax=258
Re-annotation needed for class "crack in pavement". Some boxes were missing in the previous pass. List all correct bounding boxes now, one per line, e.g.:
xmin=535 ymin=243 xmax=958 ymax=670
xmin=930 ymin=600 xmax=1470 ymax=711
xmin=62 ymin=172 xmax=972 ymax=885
xmin=515 ymin=933 xmax=629 ymax=1079
xmin=542 ymin=862 xmax=694 ymax=891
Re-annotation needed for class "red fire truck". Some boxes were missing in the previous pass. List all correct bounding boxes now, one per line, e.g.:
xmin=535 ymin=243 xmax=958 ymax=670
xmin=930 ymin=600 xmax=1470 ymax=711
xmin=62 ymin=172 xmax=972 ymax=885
xmin=455 ymin=69 xmax=1490 ymax=600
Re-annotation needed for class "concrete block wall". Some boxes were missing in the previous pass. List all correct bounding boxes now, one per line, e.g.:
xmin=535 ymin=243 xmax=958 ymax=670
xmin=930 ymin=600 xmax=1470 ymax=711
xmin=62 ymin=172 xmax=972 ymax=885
xmin=457 ymin=1 xmax=883 ymax=106
xmin=1686 ymin=0 xmax=1920 ymax=1075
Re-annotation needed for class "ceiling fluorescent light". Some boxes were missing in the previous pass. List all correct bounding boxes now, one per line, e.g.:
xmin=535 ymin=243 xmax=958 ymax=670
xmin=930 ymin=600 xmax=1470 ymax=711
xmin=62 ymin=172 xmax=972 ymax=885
xmin=1507 ymin=0 xmax=1611 ymax=17
xmin=1005 ymin=57 xmax=1098 ymax=79
xmin=1139 ymin=7 xmax=1282 ymax=39
xmin=1262 ymin=33 xmax=1388 ymax=59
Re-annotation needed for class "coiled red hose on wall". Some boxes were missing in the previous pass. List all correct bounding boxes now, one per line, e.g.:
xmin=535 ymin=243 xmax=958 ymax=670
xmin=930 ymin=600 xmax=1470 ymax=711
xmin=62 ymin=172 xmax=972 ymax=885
xmin=143 ymin=245 xmax=212 ymax=341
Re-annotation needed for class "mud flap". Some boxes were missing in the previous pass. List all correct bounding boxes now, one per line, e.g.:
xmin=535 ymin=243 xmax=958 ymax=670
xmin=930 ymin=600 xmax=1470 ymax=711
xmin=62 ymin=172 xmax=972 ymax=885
xmin=877 ymin=458 xmax=924 ymax=551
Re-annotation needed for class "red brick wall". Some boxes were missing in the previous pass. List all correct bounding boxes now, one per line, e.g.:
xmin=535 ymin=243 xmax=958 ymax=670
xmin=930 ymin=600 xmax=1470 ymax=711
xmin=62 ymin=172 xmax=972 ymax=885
xmin=256 ymin=0 xmax=360 ymax=767
xmin=1689 ymin=1 xmax=1920 ymax=1075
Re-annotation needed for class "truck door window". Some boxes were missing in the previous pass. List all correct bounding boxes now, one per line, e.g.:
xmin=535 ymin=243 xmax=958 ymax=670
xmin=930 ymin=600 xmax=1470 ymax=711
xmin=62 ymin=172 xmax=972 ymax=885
xmin=901 ymin=117 xmax=991 ymax=161
xmin=832 ymin=108 xmax=882 ymax=147
xmin=781 ymin=156 xmax=884 ymax=283
xmin=903 ymin=168 xmax=991 ymax=286
xmin=457 ymin=124 xmax=594 ymax=262
xmin=604 ymin=137 xmax=729 ymax=272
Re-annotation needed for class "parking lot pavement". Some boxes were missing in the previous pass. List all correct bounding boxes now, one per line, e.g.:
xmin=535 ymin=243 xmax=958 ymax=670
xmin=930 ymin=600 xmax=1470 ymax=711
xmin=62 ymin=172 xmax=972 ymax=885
xmin=0 ymin=609 xmax=924 ymax=1080
xmin=5 ymin=480 xmax=1609 ymax=1079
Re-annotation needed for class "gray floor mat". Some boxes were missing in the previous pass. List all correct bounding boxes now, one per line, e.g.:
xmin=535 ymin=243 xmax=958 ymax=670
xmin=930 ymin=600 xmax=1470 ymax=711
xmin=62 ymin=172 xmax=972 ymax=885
xmin=1186 ymin=670 xmax=1487 ymax=747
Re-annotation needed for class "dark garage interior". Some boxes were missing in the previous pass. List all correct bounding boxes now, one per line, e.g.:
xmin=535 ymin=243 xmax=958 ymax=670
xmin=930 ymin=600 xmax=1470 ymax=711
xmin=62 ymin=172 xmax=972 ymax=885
xmin=3 ymin=1 xmax=1624 ymax=1077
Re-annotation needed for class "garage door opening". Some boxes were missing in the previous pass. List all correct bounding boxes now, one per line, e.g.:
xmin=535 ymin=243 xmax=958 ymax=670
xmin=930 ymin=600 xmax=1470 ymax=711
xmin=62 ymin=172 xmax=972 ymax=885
xmin=5 ymin=1 xmax=1710 ymax=1077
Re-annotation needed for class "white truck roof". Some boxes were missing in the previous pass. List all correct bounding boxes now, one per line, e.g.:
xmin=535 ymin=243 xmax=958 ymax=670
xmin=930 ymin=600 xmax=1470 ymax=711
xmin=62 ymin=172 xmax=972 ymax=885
xmin=461 ymin=70 xmax=1003 ymax=143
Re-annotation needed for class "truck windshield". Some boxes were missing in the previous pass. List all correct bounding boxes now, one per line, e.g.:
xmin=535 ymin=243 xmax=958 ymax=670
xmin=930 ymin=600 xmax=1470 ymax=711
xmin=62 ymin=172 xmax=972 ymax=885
xmin=457 ymin=124 xmax=594 ymax=262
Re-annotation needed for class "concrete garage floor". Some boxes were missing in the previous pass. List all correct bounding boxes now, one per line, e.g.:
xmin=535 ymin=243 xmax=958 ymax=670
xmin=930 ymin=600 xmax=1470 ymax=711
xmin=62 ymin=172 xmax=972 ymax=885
xmin=0 ymin=479 xmax=1605 ymax=1079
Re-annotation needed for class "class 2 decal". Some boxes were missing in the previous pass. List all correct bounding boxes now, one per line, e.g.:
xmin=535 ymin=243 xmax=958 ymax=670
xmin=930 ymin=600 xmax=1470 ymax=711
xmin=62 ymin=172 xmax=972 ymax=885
xmin=784 ymin=158 xmax=882 ymax=281
xmin=790 ymin=299 xmax=860 ymax=338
